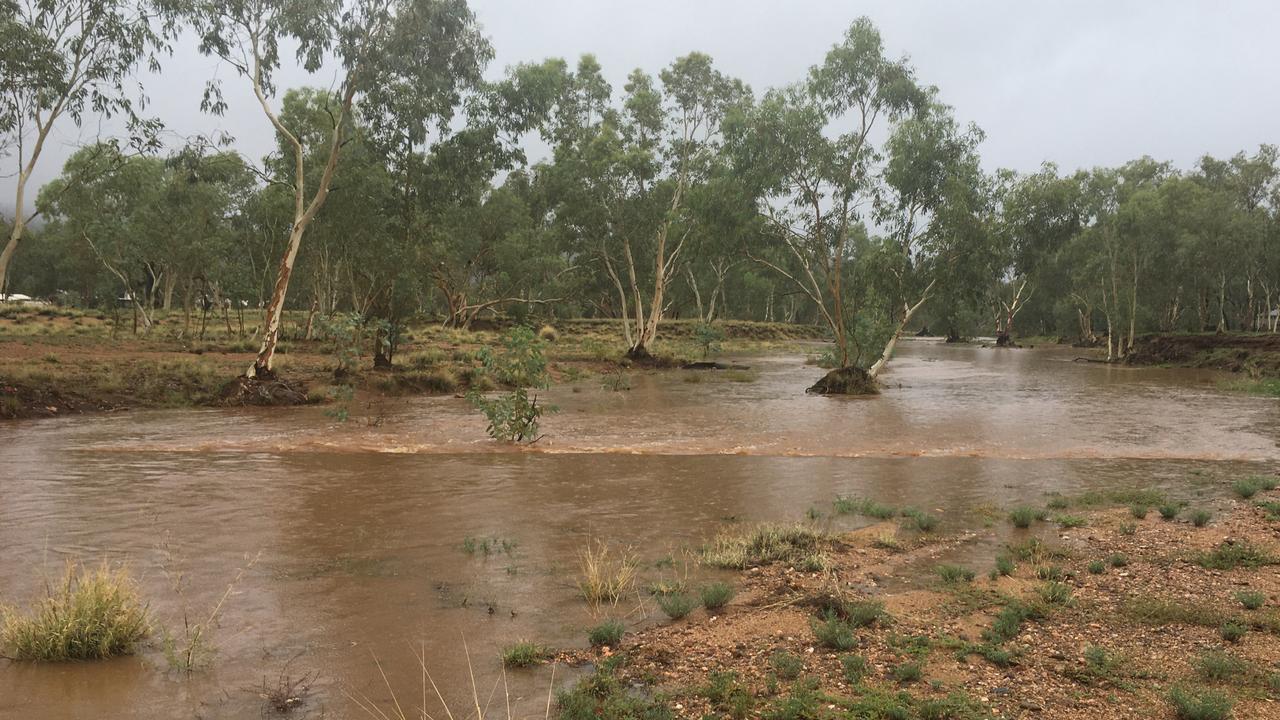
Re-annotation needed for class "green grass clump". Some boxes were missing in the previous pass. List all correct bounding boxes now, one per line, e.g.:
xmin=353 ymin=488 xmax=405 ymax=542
xmin=1219 ymin=622 xmax=1247 ymax=643
xmin=1038 ymin=581 xmax=1073 ymax=606
xmin=1159 ymin=502 xmax=1183 ymax=520
xmin=1045 ymin=494 xmax=1069 ymax=510
xmin=1054 ymin=514 xmax=1087 ymax=528
xmin=1108 ymin=553 xmax=1128 ymax=568
xmin=1119 ymin=522 xmax=1137 ymax=535
xmin=1035 ymin=565 xmax=1065 ymax=581
xmin=702 ymin=524 xmax=826 ymax=570
xmin=769 ymin=651 xmax=804 ymax=680
xmin=993 ymin=554 xmax=1015 ymax=577
xmin=935 ymin=564 xmax=975 ymax=583
xmin=1168 ymin=686 xmax=1233 ymax=720
xmin=699 ymin=582 xmax=736 ymax=610
xmin=982 ymin=601 xmax=1042 ymax=644
xmin=1189 ymin=508 xmax=1212 ymax=527
xmin=556 ymin=667 xmax=673 ymax=720
xmin=500 ymin=641 xmax=550 ymax=667
xmin=1008 ymin=506 xmax=1042 ymax=528
xmin=1130 ymin=504 xmax=1150 ymax=519
xmin=841 ymin=654 xmax=869 ymax=684
xmin=1194 ymin=650 xmax=1248 ymax=682
xmin=1233 ymin=476 xmax=1277 ymax=499
xmin=1234 ymin=590 xmax=1266 ymax=610
xmin=900 ymin=508 xmax=939 ymax=532
xmin=1196 ymin=541 xmax=1276 ymax=570
xmin=1257 ymin=500 xmax=1280 ymax=521
xmin=1 ymin=562 xmax=150 ymax=661
xmin=1122 ymin=597 xmax=1219 ymax=627
xmin=833 ymin=496 xmax=896 ymax=519
xmin=657 ymin=593 xmax=697 ymax=620
xmin=699 ymin=671 xmax=753 ymax=719
xmin=1087 ymin=560 xmax=1105 ymax=574
xmin=811 ymin=612 xmax=858 ymax=650
xmin=587 ymin=620 xmax=624 ymax=647
xmin=891 ymin=661 xmax=922 ymax=683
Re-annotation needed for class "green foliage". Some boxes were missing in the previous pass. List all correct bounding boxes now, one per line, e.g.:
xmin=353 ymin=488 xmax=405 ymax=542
xmin=1159 ymin=502 xmax=1183 ymax=520
xmin=1 ymin=562 xmax=150 ymax=661
xmin=1167 ymin=686 xmax=1233 ymax=720
xmin=1130 ymin=504 xmax=1150 ymax=519
xmin=587 ymin=620 xmax=624 ymax=647
xmin=1054 ymin=514 xmax=1087 ymax=528
xmin=1194 ymin=650 xmax=1247 ymax=682
xmin=1038 ymin=581 xmax=1073 ymax=606
xmin=702 ymin=524 xmax=826 ymax=570
xmin=1219 ymin=622 xmax=1247 ymax=643
xmin=467 ymin=327 xmax=555 ymax=442
xmin=891 ymin=661 xmax=923 ymax=683
xmin=1119 ymin=522 xmax=1137 ymax=535
xmin=699 ymin=671 xmax=753 ymax=719
xmin=1233 ymin=476 xmax=1277 ymax=499
xmin=699 ymin=582 xmax=735 ymax=610
xmin=1234 ymin=591 xmax=1266 ymax=610
xmin=556 ymin=667 xmax=673 ymax=720
xmin=901 ymin=508 xmax=939 ymax=532
xmin=833 ymin=496 xmax=897 ymax=519
xmin=1190 ymin=508 xmax=1213 ymax=527
xmin=657 ymin=593 xmax=696 ymax=620
xmin=1196 ymin=541 xmax=1276 ymax=570
xmin=500 ymin=641 xmax=550 ymax=667
xmin=1087 ymin=560 xmax=1105 ymax=574
xmin=841 ymin=654 xmax=869 ymax=684
xmin=693 ymin=322 xmax=725 ymax=358
xmin=1008 ymin=506 xmax=1042 ymax=528
xmin=769 ymin=651 xmax=805 ymax=680
xmin=935 ymin=564 xmax=975 ymax=583
xmin=811 ymin=611 xmax=858 ymax=650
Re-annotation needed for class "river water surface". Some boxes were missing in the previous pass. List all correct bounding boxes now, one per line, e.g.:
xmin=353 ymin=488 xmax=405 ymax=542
xmin=1 ymin=340 xmax=1277 ymax=718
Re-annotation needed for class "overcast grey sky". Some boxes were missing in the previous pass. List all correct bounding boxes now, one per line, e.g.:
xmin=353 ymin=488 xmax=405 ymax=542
xmin=8 ymin=0 xmax=1280 ymax=207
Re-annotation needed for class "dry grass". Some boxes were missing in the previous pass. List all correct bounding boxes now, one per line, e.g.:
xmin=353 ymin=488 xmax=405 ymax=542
xmin=701 ymin=523 xmax=827 ymax=570
xmin=576 ymin=540 xmax=640 ymax=608
xmin=1 ymin=560 xmax=150 ymax=661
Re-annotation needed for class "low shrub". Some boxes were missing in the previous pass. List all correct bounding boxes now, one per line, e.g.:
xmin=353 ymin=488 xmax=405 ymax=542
xmin=935 ymin=564 xmax=975 ymax=583
xmin=702 ymin=524 xmax=826 ymax=570
xmin=657 ymin=593 xmax=697 ymax=620
xmin=1196 ymin=541 xmax=1276 ymax=571
xmin=1234 ymin=590 xmax=1266 ymax=610
xmin=1190 ymin=509 xmax=1212 ymax=527
xmin=892 ymin=661 xmax=922 ymax=683
xmin=500 ymin=641 xmax=550 ymax=667
xmin=699 ymin=582 xmax=736 ymax=610
xmin=1219 ymin=622 xmax=1247 ymax=643
xmin=1008 ymin=507 xmax=1041 ymax=528
xmin=1168 ymin=686 xmax=1233 ymax=720
xmin=769 ymin=651 xmax=804 ymax=680
xmin=993 ymin=554 xmax=1015 ymax=577
xmin=587 ymin=619 xmax=624 ymax=647
xmin=811 ymin=612 xmax=858 ymax=650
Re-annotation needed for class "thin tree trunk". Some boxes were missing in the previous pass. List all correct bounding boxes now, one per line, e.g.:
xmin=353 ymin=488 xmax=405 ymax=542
xmin=867 ymin=280 xmax=935 ymax=379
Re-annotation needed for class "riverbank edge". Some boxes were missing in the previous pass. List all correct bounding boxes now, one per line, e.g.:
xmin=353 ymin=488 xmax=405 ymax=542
xmin=554 ymin=482 xmax=1280 ymax=720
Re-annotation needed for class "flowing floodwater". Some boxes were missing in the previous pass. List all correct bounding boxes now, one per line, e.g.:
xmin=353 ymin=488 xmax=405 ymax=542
xmin=1 ymin=339 xmax=1277 ymax=719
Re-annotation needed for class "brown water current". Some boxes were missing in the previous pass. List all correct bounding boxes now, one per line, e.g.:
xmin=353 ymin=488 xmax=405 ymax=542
xmin=1 ymin=339 xmax=1276 ymax=718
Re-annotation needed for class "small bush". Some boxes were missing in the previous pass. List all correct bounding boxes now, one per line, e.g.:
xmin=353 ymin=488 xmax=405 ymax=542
xmin=833 ymin=496 xmax=896 ymax=520
xmin=841 ymin=654 xmax=869 ymax=684
xmin=1158 ymin=503 xmax=1182 ymax=520
xmin=1234 ymin=590 xmax=1266 ymax=610
xmin=1168 ymin=686 xmax=1233 ymax=720
xmin=1190 ymin=509 xmax=1212 ymax=527
xmin=1196 ymin=541 xmax=1276 ymax=570
xmin=699 ymin=671 xmax=752 ymax=719
xmin=1130 ymin=504 xmax=1150 ymax=519
xmin=901 ymin=508 xmax=938 ymax=532
xmin=699 ymin=582 xmax=736 ymax=610
xmin=702 ymin=524 xmax=826 ymax=570
xmin=500 ymin=641 xmax=550 ymax=667
xmin=1035 ymin=565 xmax=1065 ymax=581
xmin=1009 ymin=507 xmax=1040 ymax=528
xmin=1194 ymin=650 xmax=1247 ymax=682
xmin=556 ymin=667 xmax=673 ymax=720
xmin=935 ymin=564 xmax=975 ymax=583
xmin=1 ymin=561 xmax=150 ymax=661
xmin=1233 ymin=478 xmax=1265 ymax=499
xmin=1038 ymin=581 xmax=1073 ymax=606
xmin=769 ymin=651 xmax=804 ymax=680
xmin=1055 ymin=514 xmax=1087 ymax=529
xmin=1108 ymin=553 xmax=1128 ymax=568
xmin=1087 ymin=560 xmax=1105 ymax=574
xmin=993 ymin=554 xmax=1015 ymax=577
xmin=811 ymin=612 xmax=858 ymax=650
xmin=657 ymin=593 xmax=697 ymax=620
xmin=1119 ymin=522 xmax=1137 ymax=536
xmin=892 ymin=661 xmax=922 ymax=683
xmin=587 ymin=620 xmax=624 ymax=647
xmin=1045 ymin=494 xmax=1069 ymax=509
xmin=1219 ymin=622 xmax=1247 ymax=643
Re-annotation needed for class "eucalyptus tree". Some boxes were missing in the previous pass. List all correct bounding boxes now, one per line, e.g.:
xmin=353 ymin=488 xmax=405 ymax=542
xmin=188 ymin=0 xmax=489 ymax=379
xmin=543 ymin=53 xmax=747 ymax=358
xmin=0 ymin=0 xmax=171 ymax=294
xmin=732 ymin=17 xmax=930 ymax=371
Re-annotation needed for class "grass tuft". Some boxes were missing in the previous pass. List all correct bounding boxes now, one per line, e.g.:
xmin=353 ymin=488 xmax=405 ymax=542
xmin=500 ymin=640 xmax=550 ymax=667
xmin=702 ymin=524 xmax=826 ymax=570
xmin=587 ymin=619 xmax=624 ymax=647
xmin=1168 ymin=686 xmax=1233 ymax=720
xmin=657 ymin=593 xmax=697 ymax=620
xmin=1 ymin=561 xmax=150 ymax=661
xmin=935 ymin=564 xmax=975 ymax=583
xmin=1196 ymin=541 xmax=1276 ymax=570
xmin=576 ymin=540 xmax=639 ymax=607
xmin=699 ymin=582 xmax=735 ymax=610
xmin=1233 ymin=590 xmax=1265 ymax=610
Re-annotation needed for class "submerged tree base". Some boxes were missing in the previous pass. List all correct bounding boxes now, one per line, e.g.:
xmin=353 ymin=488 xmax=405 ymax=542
xmin=220 ymin=375 xmax=310 ymax=406
xmin=806 ymin=366 xmax=878 ymax=395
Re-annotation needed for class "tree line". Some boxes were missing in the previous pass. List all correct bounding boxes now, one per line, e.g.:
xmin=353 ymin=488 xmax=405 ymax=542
xmin=3 ymin=0 xmax=1278 ymax=380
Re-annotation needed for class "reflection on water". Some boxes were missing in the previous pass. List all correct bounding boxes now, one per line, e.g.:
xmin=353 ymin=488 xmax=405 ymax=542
xmin=0 ymin=340 xmax=1275 ymax=718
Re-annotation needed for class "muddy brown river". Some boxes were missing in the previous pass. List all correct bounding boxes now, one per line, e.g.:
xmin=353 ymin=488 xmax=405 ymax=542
xmin=1 ymin=340 xmax=1277 ymax=719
